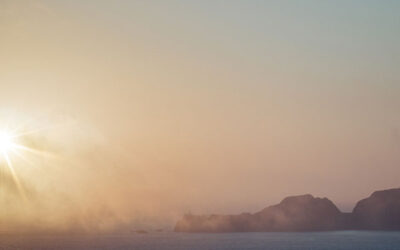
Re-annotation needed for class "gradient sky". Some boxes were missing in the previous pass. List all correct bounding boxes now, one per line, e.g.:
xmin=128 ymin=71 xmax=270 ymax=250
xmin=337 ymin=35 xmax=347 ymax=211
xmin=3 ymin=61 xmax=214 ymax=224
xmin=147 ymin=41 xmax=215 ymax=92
xmin=0 ymin=0 xmax=400 ymax=232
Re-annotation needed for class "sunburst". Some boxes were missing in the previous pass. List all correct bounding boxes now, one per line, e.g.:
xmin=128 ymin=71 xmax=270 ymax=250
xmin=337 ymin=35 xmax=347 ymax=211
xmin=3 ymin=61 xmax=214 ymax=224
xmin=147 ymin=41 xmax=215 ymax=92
xmin=0 ymin=127 xmax=49 ymax=200
xmin=0 ymin=130 xmax=16 ymax=155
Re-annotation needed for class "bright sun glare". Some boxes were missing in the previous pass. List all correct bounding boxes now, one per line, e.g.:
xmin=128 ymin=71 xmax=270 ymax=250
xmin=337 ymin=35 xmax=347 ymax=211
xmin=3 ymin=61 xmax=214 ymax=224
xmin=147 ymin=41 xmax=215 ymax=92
xmin=0 ymin=130 xmax=15 ymax=155
xmin=0 ymin=126 xmax=45 ymax=199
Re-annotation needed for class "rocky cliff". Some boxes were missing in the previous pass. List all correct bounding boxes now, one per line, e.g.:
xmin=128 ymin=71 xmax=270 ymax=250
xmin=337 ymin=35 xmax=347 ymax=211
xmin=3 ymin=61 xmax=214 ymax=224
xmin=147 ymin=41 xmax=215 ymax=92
xmin=175 ymin=188 xmax=400 ymax=232
xmin=352 ymin=188 xmax=400 ymax=230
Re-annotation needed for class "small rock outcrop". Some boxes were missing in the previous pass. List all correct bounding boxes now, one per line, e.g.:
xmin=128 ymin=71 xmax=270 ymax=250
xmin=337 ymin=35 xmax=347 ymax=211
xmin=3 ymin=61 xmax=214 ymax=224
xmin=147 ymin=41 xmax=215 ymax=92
xmin=175 ymin=188 xmax=400 ymax=232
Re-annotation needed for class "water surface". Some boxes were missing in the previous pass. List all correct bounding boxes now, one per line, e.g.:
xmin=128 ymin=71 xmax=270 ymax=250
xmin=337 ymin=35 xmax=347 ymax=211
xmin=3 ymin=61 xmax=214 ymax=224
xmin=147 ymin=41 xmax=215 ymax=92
xmin=0 ymin=231 xmax=399 ymax=250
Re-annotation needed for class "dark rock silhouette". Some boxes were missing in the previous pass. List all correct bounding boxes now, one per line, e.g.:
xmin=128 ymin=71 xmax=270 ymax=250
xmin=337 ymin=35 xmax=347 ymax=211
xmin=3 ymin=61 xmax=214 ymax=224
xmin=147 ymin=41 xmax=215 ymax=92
xmin=251 ymin=194 xmax=347 ymax=231
xmin=352 ymin=188 xmax=400 ymax=230
xmin=175 ymin=188 xmax=400 ymax=232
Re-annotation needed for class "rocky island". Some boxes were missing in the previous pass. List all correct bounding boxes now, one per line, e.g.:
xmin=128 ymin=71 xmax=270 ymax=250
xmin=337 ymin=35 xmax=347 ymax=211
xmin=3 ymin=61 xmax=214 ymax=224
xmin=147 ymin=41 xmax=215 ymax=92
xmin=175 ymin=188 xmax=400 ymax=232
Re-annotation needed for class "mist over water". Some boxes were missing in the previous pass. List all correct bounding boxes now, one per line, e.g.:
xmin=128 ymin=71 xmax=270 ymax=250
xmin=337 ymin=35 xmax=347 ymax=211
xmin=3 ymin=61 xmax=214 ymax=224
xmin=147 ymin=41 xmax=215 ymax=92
xmin=0 ymin=113 xmax=180 ymax=233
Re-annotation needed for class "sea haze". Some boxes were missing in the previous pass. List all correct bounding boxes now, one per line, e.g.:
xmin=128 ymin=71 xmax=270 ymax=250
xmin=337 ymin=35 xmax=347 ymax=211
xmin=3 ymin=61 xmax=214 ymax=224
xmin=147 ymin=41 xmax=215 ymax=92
xmin=0 ymin=231 xmax=399 ymax=250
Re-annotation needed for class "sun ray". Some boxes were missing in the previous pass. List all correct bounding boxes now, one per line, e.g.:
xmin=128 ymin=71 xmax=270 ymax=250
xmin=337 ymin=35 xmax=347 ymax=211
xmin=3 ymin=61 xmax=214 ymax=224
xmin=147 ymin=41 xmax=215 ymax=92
xmin=12 ymin=144 xmax=58 ymax=159
xmin=2 ymin=152 xmax=27 ymax=201
xmin=11 ymin=123 xmax=56 ymax=138
xmin=0 ymin=126 xmax=55 ymax=201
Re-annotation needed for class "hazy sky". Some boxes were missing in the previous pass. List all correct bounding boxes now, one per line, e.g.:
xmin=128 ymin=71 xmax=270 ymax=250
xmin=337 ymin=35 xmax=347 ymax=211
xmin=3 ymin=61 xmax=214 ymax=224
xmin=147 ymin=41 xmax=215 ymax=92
xmin=0 ymin=0 xmax=400 ymax=232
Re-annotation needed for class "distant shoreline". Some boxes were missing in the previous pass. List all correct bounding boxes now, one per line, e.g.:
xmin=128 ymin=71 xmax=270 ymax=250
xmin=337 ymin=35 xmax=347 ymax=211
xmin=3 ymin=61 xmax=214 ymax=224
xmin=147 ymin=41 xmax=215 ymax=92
xmin=175 ymin=188 xmax=400 ymax=233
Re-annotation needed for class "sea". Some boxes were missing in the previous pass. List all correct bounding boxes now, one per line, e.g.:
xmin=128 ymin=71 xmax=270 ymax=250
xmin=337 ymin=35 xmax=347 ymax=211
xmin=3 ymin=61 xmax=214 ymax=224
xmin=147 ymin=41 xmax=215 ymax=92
xmin=0 ymin=231 xmax=399 ymax=250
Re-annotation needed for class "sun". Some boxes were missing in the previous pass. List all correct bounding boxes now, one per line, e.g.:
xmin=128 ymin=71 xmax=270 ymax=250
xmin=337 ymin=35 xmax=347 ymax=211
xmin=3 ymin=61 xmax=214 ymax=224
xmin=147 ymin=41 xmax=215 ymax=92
xmin=0 ymin=121 xmax=55 ymax=201
xmin=0 ymin=130 xmax=16 ymax=155
xmin=0 ymin=127 xmax=40 ymax=200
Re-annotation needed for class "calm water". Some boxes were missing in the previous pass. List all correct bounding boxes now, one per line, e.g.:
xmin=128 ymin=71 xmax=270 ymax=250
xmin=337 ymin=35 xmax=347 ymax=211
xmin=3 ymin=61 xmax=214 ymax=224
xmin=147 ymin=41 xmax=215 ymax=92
xmin=0 ymin=231 xmax=400 ymax=250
